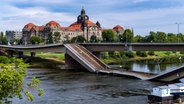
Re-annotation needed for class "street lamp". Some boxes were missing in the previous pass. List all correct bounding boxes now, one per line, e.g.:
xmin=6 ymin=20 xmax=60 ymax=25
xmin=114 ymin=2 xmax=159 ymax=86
xmin=176 ymin=22 xmax=182 ymax=43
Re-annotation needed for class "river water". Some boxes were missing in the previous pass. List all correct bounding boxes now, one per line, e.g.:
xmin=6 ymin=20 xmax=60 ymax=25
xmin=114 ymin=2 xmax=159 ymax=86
xmin=12 ymin=62 xmax=184 ymax=104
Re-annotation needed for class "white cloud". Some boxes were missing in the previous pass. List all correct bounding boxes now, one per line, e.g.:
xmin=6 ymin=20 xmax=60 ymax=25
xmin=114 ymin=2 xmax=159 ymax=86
xmin=0 ymin=4 xmax=76 ymax=32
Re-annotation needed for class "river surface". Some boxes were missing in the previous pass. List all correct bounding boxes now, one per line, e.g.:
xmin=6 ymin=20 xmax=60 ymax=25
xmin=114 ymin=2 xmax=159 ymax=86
xmin=12 ymin=62 xmax=184 ymax=104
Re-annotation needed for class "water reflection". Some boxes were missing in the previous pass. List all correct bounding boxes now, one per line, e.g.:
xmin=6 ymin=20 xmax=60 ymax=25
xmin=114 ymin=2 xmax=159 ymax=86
xmin=111 ymin=61 xmax=184 ymax=74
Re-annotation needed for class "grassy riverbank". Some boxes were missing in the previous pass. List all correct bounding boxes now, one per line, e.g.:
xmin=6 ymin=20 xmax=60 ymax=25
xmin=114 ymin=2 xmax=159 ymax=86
xmin=31 ymin=51 xmax=184 ymax=67
xmin=102 ymin=51 xmax=184 ymax=64
xmin=23 ymin=56 xmax=65 ymax=69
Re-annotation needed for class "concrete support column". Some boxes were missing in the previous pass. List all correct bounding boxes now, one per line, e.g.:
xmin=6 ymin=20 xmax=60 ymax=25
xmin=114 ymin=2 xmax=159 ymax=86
xmin=65 ymin=53 xmax=84 ymax=69
xmin=18 ymin=51 xmax=24 ymax=58
xmin=31 ymin=52 xmax=36 ymax=57
xmin=92 ymin=52 xmax=101 ymax=58
xmin=8 ymin=50 xmax=14 ymax=58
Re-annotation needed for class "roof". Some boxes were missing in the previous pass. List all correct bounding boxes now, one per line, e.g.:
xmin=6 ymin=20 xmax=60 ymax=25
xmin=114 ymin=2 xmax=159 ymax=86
xmin=68 ymin=20 xmax=97 ymax=31
xmin=32 ymin=26 xmax=44 ymax=31
xmin=68 ymin=22 xmax=82 ymax=31
xmin=113 ymin=25 xmax=124 ymax=31
xmin=24 ymin=23 xmax=36 ymax=29
xmin=46 ymin=20 xmax=61 ymax=28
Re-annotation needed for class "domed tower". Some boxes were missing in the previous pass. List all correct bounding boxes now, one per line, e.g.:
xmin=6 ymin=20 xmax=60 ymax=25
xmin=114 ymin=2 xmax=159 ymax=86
xmin=77 ymin=6 xmax=89 ymax=24
xmin=113 ymin=25 xmax=124 ymax=34
xmin=22 ymin=23 xmax=36 ymax=44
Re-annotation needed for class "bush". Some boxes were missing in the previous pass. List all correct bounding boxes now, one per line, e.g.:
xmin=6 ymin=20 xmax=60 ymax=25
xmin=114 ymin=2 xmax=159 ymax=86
xmin=125 ymin=51 xmax=135 ymax=58
xmin=0 ymin=56 xmax=10 ymax=64
xmin=148 ymin=51 xmax=155 ymax=56
xmin=180 ymin=51 xmax=184 ymax=54
xmin=114 ymin=51 xmax=121 ymax=58
xmin=136 ymin=51 xmax=147 ymax=57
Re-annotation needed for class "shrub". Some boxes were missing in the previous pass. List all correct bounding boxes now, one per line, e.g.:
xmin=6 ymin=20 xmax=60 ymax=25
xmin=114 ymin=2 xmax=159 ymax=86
xmin=148 ymin=51 xmax=155 ymax=56
xmin=125 ymin=51 xmax=135 ymax=58
xmin=136 ymin=51 xmax=147 ymax=57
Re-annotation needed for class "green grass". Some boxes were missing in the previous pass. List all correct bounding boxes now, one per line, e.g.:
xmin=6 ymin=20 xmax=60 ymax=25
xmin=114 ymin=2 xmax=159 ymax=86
xmin=34 ymin=51 xmax=184 ymax=64
xmin=102 ymin=51 xmax=184 ymax=64
xmin=36 ymin=52 xmax=65 ymax=60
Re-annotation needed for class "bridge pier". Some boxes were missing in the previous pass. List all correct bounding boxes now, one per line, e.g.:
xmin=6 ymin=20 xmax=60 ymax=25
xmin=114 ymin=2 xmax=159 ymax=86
xmin=65 ymin=54 xmax=84 ymax=69
xmin=31 ymin=52 xmax=36 ymax=57
xmin=18 ymin=51 xmax=24 ymax=58
xmin=8 ymin=50 xmax=14 ymax=57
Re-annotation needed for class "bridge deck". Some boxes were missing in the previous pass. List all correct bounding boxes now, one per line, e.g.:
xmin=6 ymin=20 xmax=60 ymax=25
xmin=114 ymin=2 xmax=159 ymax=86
xmin=65 ymin=44 xmax=158 ymax=80
xmin=1 ymin=43 xmax=184 ymax=82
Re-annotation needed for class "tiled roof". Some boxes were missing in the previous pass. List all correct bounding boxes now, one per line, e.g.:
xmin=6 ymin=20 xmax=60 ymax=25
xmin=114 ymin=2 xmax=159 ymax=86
xmin=32 ymin=26 xmax=44 ymax=31
xmin=68 ymin=22 xmax=82 ymax=31
xmin=24 ymin=23 xmax=36 ymax=29
xmin=68 ymin=20 xmax=97 ymax=31
xmin=86 ymin=20 xmax=96 ymax=26
xmin=113 ymin=25 xmax=124 ymax=31
xmin=46 ymin=20 xmax=61 ymax=28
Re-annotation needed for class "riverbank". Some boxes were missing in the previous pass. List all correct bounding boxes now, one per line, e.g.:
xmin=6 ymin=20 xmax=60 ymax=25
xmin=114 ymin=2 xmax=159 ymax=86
xmin=22 ymin=51 xmax=184 ymax=70
xmin=102 ymin=52 xmax=184 ymax=65
xmin=23 ymin=56 xmax=65 ymax=69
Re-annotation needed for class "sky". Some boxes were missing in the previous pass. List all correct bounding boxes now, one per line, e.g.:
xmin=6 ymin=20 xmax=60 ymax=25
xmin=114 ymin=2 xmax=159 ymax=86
xmin=0 ymin=0 xmax=184 ymax=36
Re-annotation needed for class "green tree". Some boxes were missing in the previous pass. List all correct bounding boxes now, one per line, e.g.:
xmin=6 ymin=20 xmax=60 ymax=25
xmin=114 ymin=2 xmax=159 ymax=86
xmin=47 ymin=33 xmax=53 ymax=44
xmin=102 ymin=29 xmax=116 ymax=42
xmin=0 ymin=32 xmax=4 ymax=36
xmin=71 ymin=36 xmax=85 ymax=43
xmin=178 ymin=33 xmax=184 ymax=42
xmin=133 ymin=35 xmax=144 ymax=43
xmin=0 ymin=34 xmax=8 ymax=45
xmin=0 ymin=57 xmax=43 ymax=104
xmin=30 ymin=36 xmax=42 ymax=44
xmin=122 ymin=29 xmax=133 ymax=43
xmin=166 ymin=33 xmax=177 ymax=43
xmin=146 ymin=31 xmax=156 ymax=42
xmin=156 ymin=32 xmax=167 ymax=42
xmin=53 ymin=32 xmax=61 ymax=43
xmin=90 ymin=35 xmax=98 ymax=43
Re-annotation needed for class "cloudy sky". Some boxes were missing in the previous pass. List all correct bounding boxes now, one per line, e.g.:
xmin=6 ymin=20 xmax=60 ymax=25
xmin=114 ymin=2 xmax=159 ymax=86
xmin=0 ymin=0 xmax=184 ymax=36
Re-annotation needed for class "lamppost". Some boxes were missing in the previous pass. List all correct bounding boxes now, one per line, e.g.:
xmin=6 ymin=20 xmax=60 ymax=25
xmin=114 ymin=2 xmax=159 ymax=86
xmin=176 ymin=22 xmax=182 ymax=43
xmin=87 ymin=26 xmax=89 ymax=43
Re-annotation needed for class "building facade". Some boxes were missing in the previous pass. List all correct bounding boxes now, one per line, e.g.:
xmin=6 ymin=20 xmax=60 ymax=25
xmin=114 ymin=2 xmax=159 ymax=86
xmin=6 ymin=30 xmax=22 ymax=43
xmin=22 ymin=7 xmax=124 ymax=44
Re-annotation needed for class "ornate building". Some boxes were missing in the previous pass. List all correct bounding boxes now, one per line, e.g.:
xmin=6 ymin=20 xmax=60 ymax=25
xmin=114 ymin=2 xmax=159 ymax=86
xmin=22 ymin=6 xmax=124 ymax=44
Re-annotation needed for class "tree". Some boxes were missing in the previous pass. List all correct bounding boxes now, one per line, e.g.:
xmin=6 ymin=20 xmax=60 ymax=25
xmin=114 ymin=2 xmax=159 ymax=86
xmin=0 ymin=57 xmax=43 ymax=103
xmin=102 ymin=29 xmax=116 ymax=42
xmin=121 ymin=29 xmax=133 ymax=43
xmin=0 ymin=34 xmax=8 ymax=45
xmin=30 ymin=36 xmax=42 ymax=44
xmin=90 ymin=35 xmax=98 ymax=43
xmin=133 ymin=35 xmax=144 ymax=43
xmin=166 ymin=33 xmax=177 ymax=43
xmin=71 ymin=36 xmax=85 ymax=43
xmin=156 ymin=32 xmax=167 ymax=43
xmin=146 ymin=31 xmax=156 ymax=42
xmin=47 ymin=33 xmax=53 ymax=44
xmin=53 ymin=32 xmax=61 ymax=43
